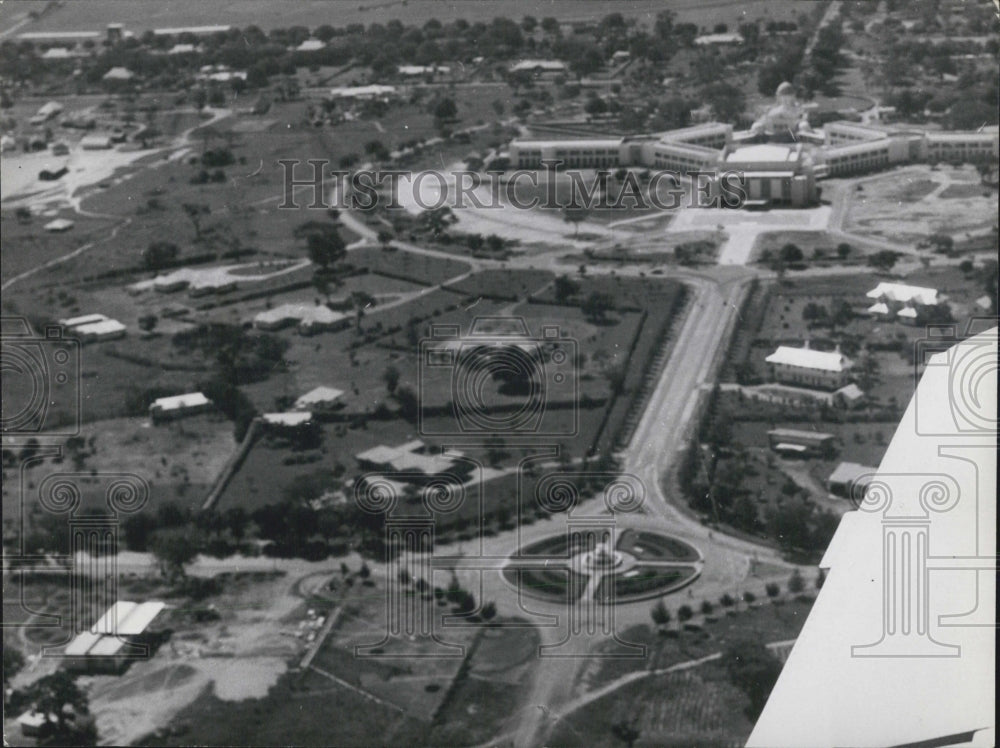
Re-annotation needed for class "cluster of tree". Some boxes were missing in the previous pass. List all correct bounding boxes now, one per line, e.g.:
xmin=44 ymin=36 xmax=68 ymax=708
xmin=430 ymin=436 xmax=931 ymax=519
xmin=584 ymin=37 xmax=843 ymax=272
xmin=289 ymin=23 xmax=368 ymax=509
xmin=801 ymin=300 xmax=854 ymax=331
xmin=722 ymin=639 xmax=784 ymax=720
xmin=172 ymin=323 xmax=288 ymax=386
xmin=294 ymin=220 xmax=347 ymax=270
xmin=4 ymin=8 xmax=822 ymax=99
xmin=6 ymin=671 xmax=98 ymax=746
xmin=679 ymin=386 xmax=839 ymax=556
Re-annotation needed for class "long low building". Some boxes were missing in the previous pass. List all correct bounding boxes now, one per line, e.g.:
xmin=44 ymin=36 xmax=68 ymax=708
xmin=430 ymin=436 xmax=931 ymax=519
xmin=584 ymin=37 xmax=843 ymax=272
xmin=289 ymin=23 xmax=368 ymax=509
xmin=149 ymin=392 xmax=212 ymax=423
xmin=253 ymin=304 xmax=349 ymax=334
xmin=507 ymin=83 xmax=999 ymax=208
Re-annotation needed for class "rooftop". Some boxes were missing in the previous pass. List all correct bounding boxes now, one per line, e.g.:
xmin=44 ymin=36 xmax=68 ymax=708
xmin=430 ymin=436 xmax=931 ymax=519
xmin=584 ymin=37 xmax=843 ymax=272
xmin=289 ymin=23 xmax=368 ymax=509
xmin=263 ymin=412 xmax=313 ymax=427
xmin=150 ymin=392 xmax=210 ymax=411
xmin=827 ymin=461 xmax=878 ymax=485
xmin=765 ymin=345 xmax=853 ymax=372
xmin=75 ymin=319 xmax=126 ymax=337
xmin=725 ymin=144 xmax=799 ymax=164
xmin=254 ymin=304 xmax=347 ymax=327
xmin=867 ymin=282 xmax=942 ymax=306
xmin=767 ymin=428 xmax=835 ymax=441
xmin=60 ymin=313 xmax=108 ymax=328
xmin=295 ymin=386 xmax=345 ymax=408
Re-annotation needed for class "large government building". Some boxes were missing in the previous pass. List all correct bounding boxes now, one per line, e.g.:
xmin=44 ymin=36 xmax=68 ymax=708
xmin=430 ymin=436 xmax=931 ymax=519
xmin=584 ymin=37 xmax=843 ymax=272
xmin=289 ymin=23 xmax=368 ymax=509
xmin=507 ymin=82 xmax=999 ymax=208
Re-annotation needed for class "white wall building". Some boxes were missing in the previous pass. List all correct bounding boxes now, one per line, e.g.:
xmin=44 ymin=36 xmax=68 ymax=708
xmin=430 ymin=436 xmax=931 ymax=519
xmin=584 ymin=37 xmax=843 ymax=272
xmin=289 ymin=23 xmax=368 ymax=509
xmin=765 ymin=344 xmax=854 ymax=390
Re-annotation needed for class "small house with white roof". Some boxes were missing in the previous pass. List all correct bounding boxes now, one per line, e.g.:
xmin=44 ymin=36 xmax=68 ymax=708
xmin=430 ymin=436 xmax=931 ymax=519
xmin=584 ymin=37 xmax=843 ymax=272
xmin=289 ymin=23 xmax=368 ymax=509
xmin=149 ymin=392 xmax=212 ymax=423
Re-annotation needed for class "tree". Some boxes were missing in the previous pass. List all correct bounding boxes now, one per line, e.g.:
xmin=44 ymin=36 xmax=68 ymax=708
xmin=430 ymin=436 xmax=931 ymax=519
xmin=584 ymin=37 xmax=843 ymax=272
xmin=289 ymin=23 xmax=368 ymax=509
xmin=836 ymin=242 xmax=852 ymax=259
xmin=382 ymin=365 xmax=400 ymax=395
xmin=765 ymin=582 xmax=780 ymax=598
xmin=377 ymin=229 xmax=394 ymax=251
xmin=23 ymin=671 xmax=98 ymax=746
xmin=677 ymin=604 xmax=694 ymax=622
xmin=432 ymin=96 xmax=457 ymax=122
xmin=788 ymin=568 xmax=805 ymax=593
xmin=929 ymin=233 xmax=954 ymax=254
xmin=830 ymin=300 xmax=853 ymax=331
xmin=856 ymin=350 xmax=881 ymax=391
xmin=562 ymin=204 xmax=589 ymax=236
xmin=722 ymin=639 xmax=783 ymax=720
xmin=611 ymin=720 xmax=640 ymax=748
xmin=182 ymin=203 xmax=210 ymax=243
xmin=867 ymin=250 xmax=899 ymax=271
xmin=553 ymin=275 xmax=579 ymax=303
xmin=779 ymin=243 xmax=804 ymax=263
xmin=298 ymin=223 xmax=346 ymax=269
xmin=138 ymin=314 xmax=158 ymax=333
xmin=802 ymin=302 xmax=828 ymax=325
xmin=815 ymin=568 xmax=826 ymax=589
xmin=142 ymin=241 xmax=178 ymax=270
xmin=581 ymin=291 xmax=615 ymax=323
xmin=481 ymin=601 xmax=497 ymax=621
xmin=150 ymin=527 xmax=201 ymax=580
xmin=700 ymin=600 xmax=714 ymax=615
xmin=650 ymin=599 xmax=671 ymax=625
xmin=3 ymin=645 xmax=25 ymax=683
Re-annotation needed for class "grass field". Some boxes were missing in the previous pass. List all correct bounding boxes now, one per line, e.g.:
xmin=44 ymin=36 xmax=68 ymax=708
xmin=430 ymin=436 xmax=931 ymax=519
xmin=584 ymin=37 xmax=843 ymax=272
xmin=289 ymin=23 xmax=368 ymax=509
xmin=554 ymin=598 xmax=815 ymax=745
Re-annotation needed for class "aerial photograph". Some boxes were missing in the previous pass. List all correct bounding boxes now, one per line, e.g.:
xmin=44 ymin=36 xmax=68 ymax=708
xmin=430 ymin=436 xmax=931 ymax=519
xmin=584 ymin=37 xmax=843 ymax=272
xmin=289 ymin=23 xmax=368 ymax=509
xmin=0 ymin=0 xmax=996 ymax=746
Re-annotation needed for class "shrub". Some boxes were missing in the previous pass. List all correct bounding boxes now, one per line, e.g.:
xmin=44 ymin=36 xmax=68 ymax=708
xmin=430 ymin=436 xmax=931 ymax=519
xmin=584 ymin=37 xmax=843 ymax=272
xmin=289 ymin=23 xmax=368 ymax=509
xmin=677 ymin=604 xmax=694 ymax=622
xmin=765 ymin=582 xmax=780 ymax=598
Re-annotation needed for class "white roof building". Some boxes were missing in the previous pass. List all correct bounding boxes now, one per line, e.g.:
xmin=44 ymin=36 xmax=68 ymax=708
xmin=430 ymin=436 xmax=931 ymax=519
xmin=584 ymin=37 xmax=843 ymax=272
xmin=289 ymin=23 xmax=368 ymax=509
xmin=44 ymin=217 xmax=75 ymax=232
xmin=866 ymin=282 xmax=942 ymax=306
xmin=329 ymin=84 xmax=396 ymax=100
xmin=253 ymin=304 xmax=348 ymax=332
xmin=867 ymin=301 xmax=891 ymax=316
xmin=92 ymin=601 xmax=165 ymax=635
xmin=60 ymin=313 xmax=108 ymax=328
xmin=150 ymin=392 xmax=210 ymax=412
xmin=398 ymin=64 xmax=450 ymax=76
xmin=152 ymin=25 xmax=231 ymax=35
xmin=694 ymin=32 xmax=744 ymax=45
xmin=356 ymin=441 xmax=458 ymax=476
xmin=765 ymin=345 xmax=853 ymax=372
xmin=294 ymin=386 xmax=344 ymax=410
xmin=510 ymin=59 xmax=567 ymax=73
xmin=296 ymin=39 xmax=325 ymax=52
xmin=167 ymin=43 xmax=197 ymax=55
xmin=262 ymin=412 xmax=313 ymax=427
xmin=75 ymin=319 xmax=126 ymax=340
xmin=80 ymin=134 xmax=113 ymax=149
xmin=748 ymin=327 xmax=996 ymax=747
xmin=102 ymin=67 xmax=134 ymax=81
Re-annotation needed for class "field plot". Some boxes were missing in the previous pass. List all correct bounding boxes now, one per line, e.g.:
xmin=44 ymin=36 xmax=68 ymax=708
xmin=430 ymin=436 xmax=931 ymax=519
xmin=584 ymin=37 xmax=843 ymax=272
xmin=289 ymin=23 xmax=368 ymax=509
xmin=843 ymin=165 xmax=996 ymax=243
